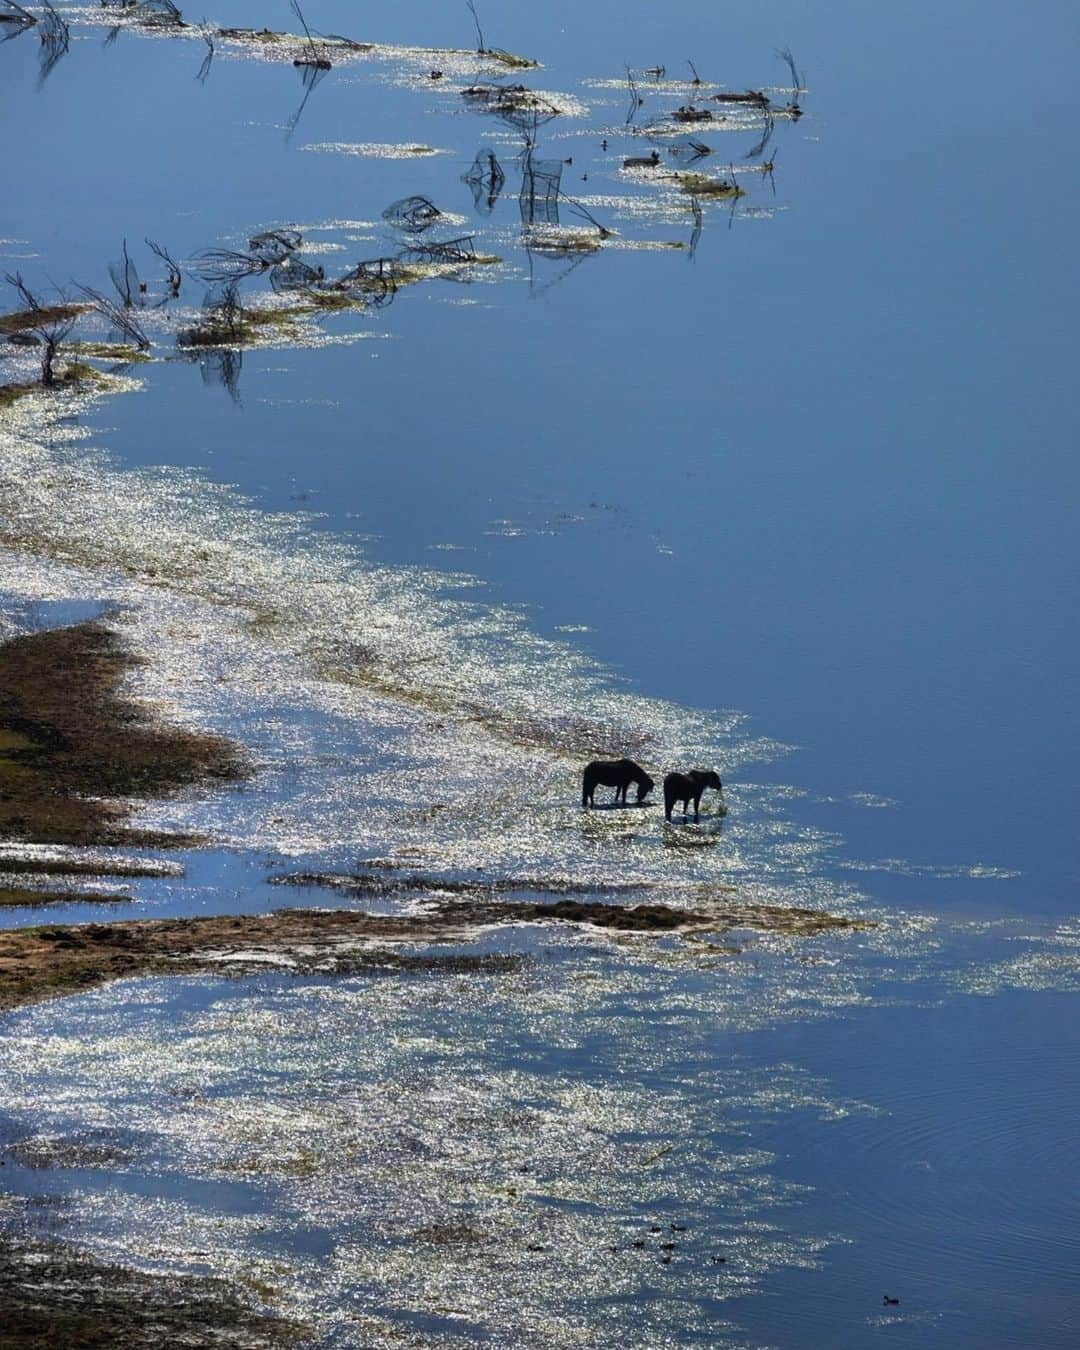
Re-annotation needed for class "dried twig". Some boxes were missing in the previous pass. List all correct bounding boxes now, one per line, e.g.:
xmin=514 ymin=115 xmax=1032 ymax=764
xmin=74 ymin=284 xmax=150 ymax=349
xmin=145 ymin=238 xmax=182 ymax=297
xmin=3 ymin=272 xmax=78 ymax=385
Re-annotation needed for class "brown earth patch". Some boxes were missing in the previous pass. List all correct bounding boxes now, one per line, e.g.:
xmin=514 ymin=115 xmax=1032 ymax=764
xmin=0 ymin=1236 xmax=308 ymax=1349
xmin=0 ymin=893 xmax=867 ymax=1012
xmin=0 ymin=887 xmax=132 ymax=908
xmin=0 ymin=621 xmax=244 ymax=849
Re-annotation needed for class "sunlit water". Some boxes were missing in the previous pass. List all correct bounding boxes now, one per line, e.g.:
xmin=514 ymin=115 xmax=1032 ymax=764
xmin=1 ymin=0 xmax=1077 ymax=1345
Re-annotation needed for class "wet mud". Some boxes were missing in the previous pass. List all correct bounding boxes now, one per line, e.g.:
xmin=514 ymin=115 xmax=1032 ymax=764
xmin=0 ymin=890 xmax=864 ymax=1012
xmin=0 ymin=621 xmax=243 ymax=849
xmin=0 ymin=887 xmax=132 ymax=908
xmin=0 ymin=1235 xmax=308 ymax=1349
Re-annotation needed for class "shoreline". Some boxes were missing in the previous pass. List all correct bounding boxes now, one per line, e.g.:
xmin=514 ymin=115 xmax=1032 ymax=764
xmin=0 ymin=1234 xmax=309 ymax=1349
xmin=0 ymin=892 xmax=867 ymax=1014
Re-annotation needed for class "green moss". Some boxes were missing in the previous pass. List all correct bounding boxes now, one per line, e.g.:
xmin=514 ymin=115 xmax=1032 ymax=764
xmin=68 ymin=342 xmax=151 ymax=364
xmin=673 ymin=173 xmax=746 ymax=198
xmin=60 ymin=361 xmax=106 ymax=385
xmin=483 ymin=47 xmax=538 ymax=69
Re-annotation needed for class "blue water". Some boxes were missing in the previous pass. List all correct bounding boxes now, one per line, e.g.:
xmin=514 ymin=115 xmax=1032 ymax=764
xmin=1 ymin=0 xmax=1078 ymax=1344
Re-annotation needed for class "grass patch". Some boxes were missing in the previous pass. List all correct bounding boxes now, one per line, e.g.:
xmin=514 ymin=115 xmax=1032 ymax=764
xmin=0 ymin=303 xmax=85 ymax=338
xmin=672 ymin=173 xmax=746 ymax=198
xmin=0 ymin=382 xmax=37 ymax=411
xmin=68 ymin=342 xmax=152 ymax=364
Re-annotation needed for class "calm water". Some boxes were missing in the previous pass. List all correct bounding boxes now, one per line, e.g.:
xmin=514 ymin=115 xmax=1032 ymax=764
xmin=1 ymin=0 xmax=1078 ymax=1344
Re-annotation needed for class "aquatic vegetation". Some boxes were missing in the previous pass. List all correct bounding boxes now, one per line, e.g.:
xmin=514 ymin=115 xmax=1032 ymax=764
xmin=2 ymin=274 xmax=78 ymax=386
xmin=671 ymin=171 xmax=746 ymax=198
xmin=0 ymin=885 xmax=133 ymax=906
xmin=102 ymin=0 xmax=187 ymax=29
xmin=464 ymin=0 xmax=537 ymax=69
xmin=177 ymin=280 xmax=247 ymax=346
xmin=0 ymin=890 xmax=867 ymax=1010
xmin=301 ymin=140 xmax=444 ymax=158
xmin=463 ymin=82 xmax=561 ymax=133
xmin=0 ymin=380 xmax=37 ymax=410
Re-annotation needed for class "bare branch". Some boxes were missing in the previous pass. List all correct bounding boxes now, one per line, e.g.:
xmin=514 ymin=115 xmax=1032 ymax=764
xmin=145 ymin=238 xmax=182 ymax=297
xmin=74 ymin=283 xmax=151 ymax=349
xmin=466 ymin=0 xmax=485 ymax=53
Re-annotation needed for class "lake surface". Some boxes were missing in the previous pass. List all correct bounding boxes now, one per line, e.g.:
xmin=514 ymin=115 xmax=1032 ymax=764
xmin=1 ymin=0 xmax=1077 ymax=1344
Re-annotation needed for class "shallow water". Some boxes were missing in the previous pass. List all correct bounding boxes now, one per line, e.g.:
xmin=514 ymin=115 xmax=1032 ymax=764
xmin=1 ymin=0 xmax=1078 ymax=1345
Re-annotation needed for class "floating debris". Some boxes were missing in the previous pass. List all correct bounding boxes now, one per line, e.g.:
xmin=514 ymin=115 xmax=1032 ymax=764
xmin=671 ymin=171 xmax=746 ymax=199
xmin=249 ymin=228 xmax=303 ymax=264
xmin=463 ymin=82 xmax=561 ymax=133
xmin=146 ymin=237 xmax=182 ymax=297
xmin=37 ymin=0 xmax=69 ymax=85
xmin=464 ymin=0 xmax=537 ymax=70
xmin=673 ymin=105 xmax=713 ymax=123
xmin=463 ymin=147 xmax=505 ymax=213
xmin=177 ymin=280 xmax=247 ymax=347
xmin=73 ymin=285 xmax=150 ymax=352
xmin=0 ymin=0 xmax=35 ymax=35
xmin=289 ymin=0 xmax=330 ymax=70
xmin=520 ymin=153 xmax=563 ymax=227
xmin=623 ymin=150 xmax=661 ymax=169
xmin=775 ymin=45 xmax=806 ymax=116
xmin=712 ymin=90 xmax=769 ymax=107
xmin=269 ymin=256 xmax=326 ymax=292
xmin=381 ymin=196 xmax=442 ymax=234
xmin=107 ymin=238 xmax=143 ymax=309
xmin=399 ymin=235 xmax=478 ymax=265
xmin=131 ymin=0 xmax=186 ymax=29
xmin=190 ymin=247 xmax=270 ymax=284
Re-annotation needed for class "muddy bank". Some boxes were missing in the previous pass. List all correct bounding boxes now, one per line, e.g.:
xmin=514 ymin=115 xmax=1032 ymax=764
xmin=0 ymin=621 xmax=243 ymax=849
xmin=272 ymin=869 xmax=657 ymax=898
xmin=0 ymin=887 xmax=132 ymax=908
xmin=0 ymin=893 xmax=866 ymax=1011
xmin=0 ymin=1236 xmax=308 ymax=1349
